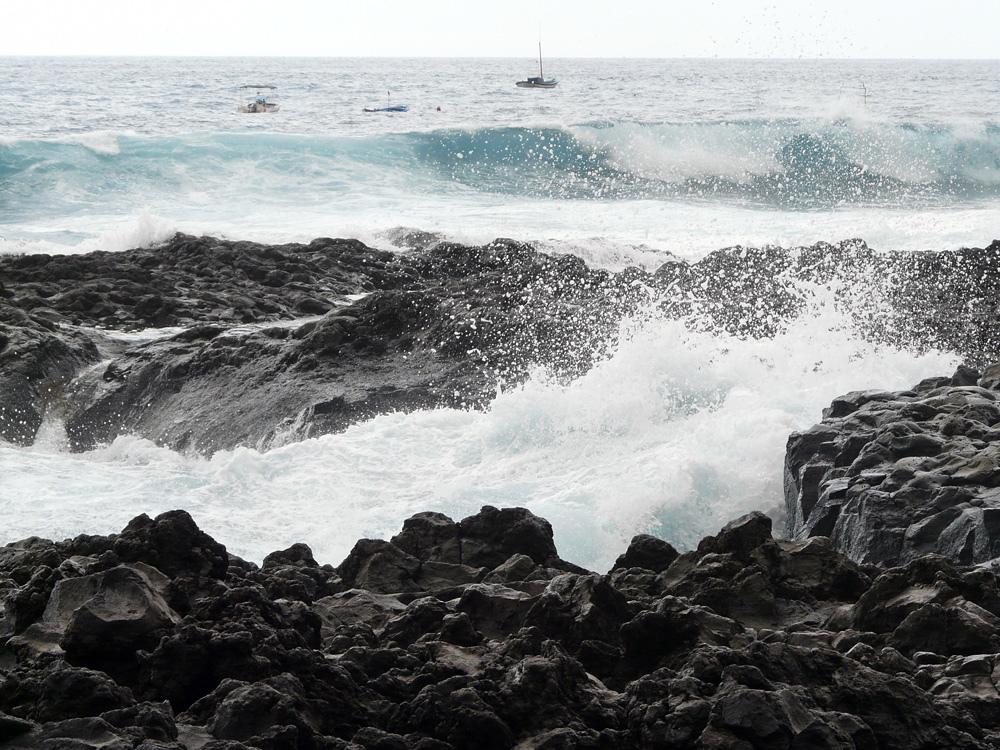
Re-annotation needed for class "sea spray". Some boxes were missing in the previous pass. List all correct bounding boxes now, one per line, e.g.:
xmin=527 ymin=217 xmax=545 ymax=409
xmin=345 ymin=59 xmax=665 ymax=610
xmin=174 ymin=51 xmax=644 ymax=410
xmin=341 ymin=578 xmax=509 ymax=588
xmin=0 ymin=56 xmax=992 ymax=571
xmin=4 ymin=121 xmax=1000 ymax=258
xmin=0 ymin=288 xmax=957 ymax=571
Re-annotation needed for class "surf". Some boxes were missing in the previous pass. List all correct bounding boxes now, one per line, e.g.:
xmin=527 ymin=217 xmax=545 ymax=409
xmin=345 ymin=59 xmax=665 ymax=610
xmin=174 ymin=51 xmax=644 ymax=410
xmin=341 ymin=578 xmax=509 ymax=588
xmin=0 ymin=282 xmax=958 ymax=571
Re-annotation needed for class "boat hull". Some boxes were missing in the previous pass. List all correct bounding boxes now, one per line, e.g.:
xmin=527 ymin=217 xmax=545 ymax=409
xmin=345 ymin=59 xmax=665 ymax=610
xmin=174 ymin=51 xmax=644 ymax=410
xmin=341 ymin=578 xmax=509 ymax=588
xmin=515 ymin=80 xmax=558 ymax=89
xmin=237 ymin=103 xmax=280 ymax=113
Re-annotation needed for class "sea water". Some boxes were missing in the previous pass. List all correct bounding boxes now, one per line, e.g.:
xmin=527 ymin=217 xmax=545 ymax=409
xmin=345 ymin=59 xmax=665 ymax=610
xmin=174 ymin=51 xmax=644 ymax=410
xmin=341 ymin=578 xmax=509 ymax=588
xmin=0 ymin=56 xmax=992 ymax=569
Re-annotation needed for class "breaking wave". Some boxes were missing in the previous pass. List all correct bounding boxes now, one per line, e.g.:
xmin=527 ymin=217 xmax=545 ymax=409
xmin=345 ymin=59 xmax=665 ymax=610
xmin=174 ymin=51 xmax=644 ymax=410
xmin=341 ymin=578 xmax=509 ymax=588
xmin=3 ymin=119 xmax=1000 ymax=224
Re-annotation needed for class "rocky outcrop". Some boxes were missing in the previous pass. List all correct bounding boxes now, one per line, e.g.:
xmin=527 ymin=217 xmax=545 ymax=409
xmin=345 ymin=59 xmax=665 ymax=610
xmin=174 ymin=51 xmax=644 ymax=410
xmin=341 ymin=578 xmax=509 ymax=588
xmin=785 ymin=364 xmax=1000 ymax=567
xmin=654 ymin=239 xmax=1000 ymax=360
xmin=0 ymin=235 xmax=644 ymax=453
xmin=0 ymin=304 xmax=99 ymax=446
xmin=5 ymin=235 xmax=1000 ymax=454
xmin=4 ymin=505 xmax=1000 ymax=748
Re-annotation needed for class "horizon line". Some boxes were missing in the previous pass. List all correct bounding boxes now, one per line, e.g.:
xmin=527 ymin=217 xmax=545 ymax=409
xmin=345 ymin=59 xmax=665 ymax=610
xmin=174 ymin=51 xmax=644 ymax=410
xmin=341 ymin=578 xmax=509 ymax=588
xmin=3 ymin=54 xmax=1000 ymax=62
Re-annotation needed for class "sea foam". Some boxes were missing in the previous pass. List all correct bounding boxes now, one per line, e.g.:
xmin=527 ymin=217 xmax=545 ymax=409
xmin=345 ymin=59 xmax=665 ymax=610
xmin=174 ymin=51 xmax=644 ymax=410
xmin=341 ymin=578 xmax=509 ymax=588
xmin=0 ymin=291 xmax=957 ymax=572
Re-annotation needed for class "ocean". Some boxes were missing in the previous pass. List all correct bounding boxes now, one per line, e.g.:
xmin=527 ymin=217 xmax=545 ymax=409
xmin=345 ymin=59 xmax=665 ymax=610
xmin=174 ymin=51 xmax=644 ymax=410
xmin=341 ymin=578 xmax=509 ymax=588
xmin=0 ymin=56 xmax=993 ymax=570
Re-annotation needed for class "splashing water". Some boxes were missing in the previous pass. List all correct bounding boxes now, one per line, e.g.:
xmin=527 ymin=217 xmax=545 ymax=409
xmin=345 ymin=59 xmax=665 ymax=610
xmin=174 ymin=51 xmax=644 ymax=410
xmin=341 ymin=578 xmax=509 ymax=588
xmin=0 ymin=290 xmax=957 ymax=571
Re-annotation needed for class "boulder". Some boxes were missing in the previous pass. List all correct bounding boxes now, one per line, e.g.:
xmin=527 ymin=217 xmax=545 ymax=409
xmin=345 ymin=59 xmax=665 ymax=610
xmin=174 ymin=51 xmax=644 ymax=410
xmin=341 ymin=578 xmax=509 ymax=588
xmin=0 ymin=662 xmax=135 ymax=723
xmin=56 ymin=565 xmax=180 ymax=680
xmin=524 ymin=574 xmax=632 ymax=659
xmin=457 ymin=506 xmax=561 ymax=570
xmin=389 ymin=512 xmax=462 ymax=565
xmin=337 ymin=539 xmax=422 ymax=594
xmin=611 ymin=534 xmax=679 ymax=573
xmin=113 ymin=511 xmax=229 ymax=580
xmin=456 ymin=584 xmax=537 ymax=641
xmin=313 ymin=589 xmax=407 ymax=641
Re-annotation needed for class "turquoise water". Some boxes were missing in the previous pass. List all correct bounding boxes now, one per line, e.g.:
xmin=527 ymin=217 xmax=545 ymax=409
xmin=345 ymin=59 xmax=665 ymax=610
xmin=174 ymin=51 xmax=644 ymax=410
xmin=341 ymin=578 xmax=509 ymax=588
xmin=0 ymin=57 xmax=989 ymax=568
xmin=3 ymin=57 xmax=1000 ymax=257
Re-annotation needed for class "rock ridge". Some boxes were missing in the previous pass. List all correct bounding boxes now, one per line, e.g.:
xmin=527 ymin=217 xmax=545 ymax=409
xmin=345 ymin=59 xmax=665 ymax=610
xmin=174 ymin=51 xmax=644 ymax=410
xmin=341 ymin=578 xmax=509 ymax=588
xmin=4 ymin=235 xmax=1000 ymax=453
xmin=786 ymin=363 xmax=1000 ymax=569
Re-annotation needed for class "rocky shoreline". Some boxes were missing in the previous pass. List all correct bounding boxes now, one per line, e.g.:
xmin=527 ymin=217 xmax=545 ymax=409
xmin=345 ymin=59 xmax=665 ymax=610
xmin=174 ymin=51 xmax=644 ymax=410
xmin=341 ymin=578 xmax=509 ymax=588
xmin=4 ymin=234 xmax=1000 ymax=454
xmin=7 ymin=237 xmax=1000 ymax=747
xmin=2 ymin=364 xmax=1000 ymax=748
xmin=5 ymin=473 xmax=1000 ymax=749
xmin=785 ymin=364 xmax=1000 ymax=569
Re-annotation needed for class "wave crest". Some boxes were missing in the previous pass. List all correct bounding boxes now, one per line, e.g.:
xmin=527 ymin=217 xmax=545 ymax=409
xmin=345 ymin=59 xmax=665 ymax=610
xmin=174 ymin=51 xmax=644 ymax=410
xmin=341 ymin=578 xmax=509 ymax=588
xmin=3 ymin=120 xmax=1000 ymax=217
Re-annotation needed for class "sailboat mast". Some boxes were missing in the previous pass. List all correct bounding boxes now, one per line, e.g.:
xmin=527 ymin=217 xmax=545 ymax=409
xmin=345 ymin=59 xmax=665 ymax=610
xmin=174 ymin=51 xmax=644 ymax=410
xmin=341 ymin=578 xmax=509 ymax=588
xmin=538 ymin=41 xmax=543 ymax=80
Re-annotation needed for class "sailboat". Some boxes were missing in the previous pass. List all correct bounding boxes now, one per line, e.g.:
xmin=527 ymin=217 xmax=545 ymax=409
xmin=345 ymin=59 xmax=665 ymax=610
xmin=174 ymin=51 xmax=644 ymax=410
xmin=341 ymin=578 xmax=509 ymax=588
xmin=516 ymin=42 xmax=558 ymax=88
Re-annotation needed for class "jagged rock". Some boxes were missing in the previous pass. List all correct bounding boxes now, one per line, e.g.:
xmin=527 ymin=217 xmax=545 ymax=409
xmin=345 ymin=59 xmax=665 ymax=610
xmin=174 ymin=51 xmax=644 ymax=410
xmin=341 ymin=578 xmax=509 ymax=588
xmin=390 ymin=676 xmax=513 ymax=749
xmin=0 ymin=662 xmax=135 ymax=723
xmin=113 ymin=510 xmax=229 ymax=580
xmin=698 ymin=512 xmax=774 ymax=561
xmin=611 ymin=534 xmax=679 ymax=573
xmin=390 ymin=513 xmax=463 ymax=565
xmin=352 ymin=726 xmax=410 ymax=749
xmin=457 ymin=506 xmax=566 ymax=571
xmin=100 ymin=701 xmax=178 ymax=745
xmin=8 ymin=503 xmax=1000 ymax=747
xmin=785 ymin=366 xmax=1000 ymax=567
xmin=381 ymin=598 xmax=451 ymax=646
xmin=492 ymin=641 xmax=622 ymax=740
xmin=314 ymin=590 xmax=407 ymax=641
xmin=456 ymin=584 xmax=536 ymax=641
xmin=204 ymin=674 xmax=320 ymax=746
xmin=0 ymin=549 xmax=65 ymax=639
xmin=0 ymin=712 xmax=34 ymax=742
xmin=41 ymin=564 xmax=180 ymax=682
xmin=337 ymin=539 xmax=422 ymax=594
xmin=0 ymin=305 xmax=99 ymax=446
xmin=259 ymin=543 xmax=341 ymax=603
xmin=483 ymin=554 xmax=540 ymax=585
xmin=2 ymin=717 xmax=134 ymax=750
xmin=523 ymin=574 xmax=632 ymax=677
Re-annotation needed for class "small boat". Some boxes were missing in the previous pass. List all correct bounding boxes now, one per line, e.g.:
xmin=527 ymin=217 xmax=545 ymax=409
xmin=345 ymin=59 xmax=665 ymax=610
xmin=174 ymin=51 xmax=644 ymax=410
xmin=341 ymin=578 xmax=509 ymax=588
xmin=516 ymin=42 xmax=558 ymax=88
xmin=364 ymin=92 xmax=409 ymax=113
xmin=237 ymin=84 xmax=279 ymax=113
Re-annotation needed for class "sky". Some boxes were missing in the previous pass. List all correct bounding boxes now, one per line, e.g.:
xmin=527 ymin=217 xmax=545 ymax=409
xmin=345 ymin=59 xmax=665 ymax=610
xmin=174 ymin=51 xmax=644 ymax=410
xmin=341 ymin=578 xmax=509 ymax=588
xmin=5 ymin=0 xmax=999 ymax=59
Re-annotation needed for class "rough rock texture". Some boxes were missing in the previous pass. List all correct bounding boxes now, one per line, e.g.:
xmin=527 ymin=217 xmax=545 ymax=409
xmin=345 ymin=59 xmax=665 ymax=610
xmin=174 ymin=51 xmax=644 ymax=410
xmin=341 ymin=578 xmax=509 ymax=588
xmin=0 ymin=235 xmax=643 ymax=453
xmin=785 ymin=364 xmax=1000 ymax=567
xmin=0 ymin=304 xmax=98 ymax=446
xmin=5 ymin=505 xmax=1000 ymax=748
xmin=4 ymin=235 xmax=1000 ymax=453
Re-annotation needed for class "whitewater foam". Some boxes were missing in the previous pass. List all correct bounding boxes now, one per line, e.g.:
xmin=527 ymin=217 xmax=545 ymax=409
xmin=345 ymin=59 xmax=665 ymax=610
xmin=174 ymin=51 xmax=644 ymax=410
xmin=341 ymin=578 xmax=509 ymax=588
xmin=0 ymin=294 xmax=958 ymax=571
xmin=0 ymin=56 xmax=992 ymax=569
xmin=4 ymin=115 xmax=1000 ymax=258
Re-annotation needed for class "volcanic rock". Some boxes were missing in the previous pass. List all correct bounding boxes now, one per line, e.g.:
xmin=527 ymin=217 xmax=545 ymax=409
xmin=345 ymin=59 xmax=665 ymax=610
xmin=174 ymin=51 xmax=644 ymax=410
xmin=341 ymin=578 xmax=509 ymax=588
xmin=1 ymin=234 xmax=646 ymax=454
xmin=7 ymin=235 xmax=1000 ymax=455
xmin=612 ymin=534 xmax=679 ymax=573
xmin=2 ymin=500 xmax=1000 ymax=747
xmin=785 ymin=365 xmax=1000 ymax=567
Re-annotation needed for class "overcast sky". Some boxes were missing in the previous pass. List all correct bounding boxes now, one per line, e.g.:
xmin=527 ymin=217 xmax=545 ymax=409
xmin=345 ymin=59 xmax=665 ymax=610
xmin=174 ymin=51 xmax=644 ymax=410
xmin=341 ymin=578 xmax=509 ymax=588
xmin=6 ymin=0 xmax=999 ymax=58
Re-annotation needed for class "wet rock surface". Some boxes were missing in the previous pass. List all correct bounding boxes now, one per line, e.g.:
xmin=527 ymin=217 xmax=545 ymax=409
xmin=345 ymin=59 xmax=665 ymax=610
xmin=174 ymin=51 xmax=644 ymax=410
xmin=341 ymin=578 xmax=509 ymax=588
xmin=3 ymin=234 xmax=1000 ymax=454
xmin=0 ymin=234 xmax=643 ymax=453
xmin=786 ymin=364 xmax=1000 ymax=568
xmin=4 ymin=505 xmax=1000 ymax=748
